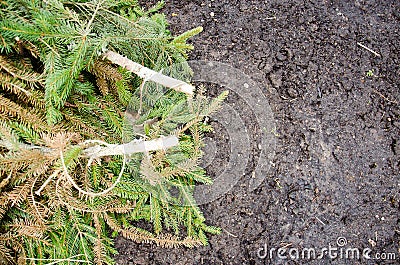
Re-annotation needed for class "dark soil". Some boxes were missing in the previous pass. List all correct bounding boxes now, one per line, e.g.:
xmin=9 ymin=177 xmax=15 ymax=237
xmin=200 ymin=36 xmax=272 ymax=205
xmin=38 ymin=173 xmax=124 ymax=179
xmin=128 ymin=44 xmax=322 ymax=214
xmin=115 ymin=1 xmax=400 ymax=264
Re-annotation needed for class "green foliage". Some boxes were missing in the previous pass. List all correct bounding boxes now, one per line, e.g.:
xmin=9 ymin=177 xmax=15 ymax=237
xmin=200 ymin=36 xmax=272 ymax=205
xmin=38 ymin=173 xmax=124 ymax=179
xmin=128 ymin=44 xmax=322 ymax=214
xmin=0 ymin=0 xmax=193 ymax=124
xmin=0 ymin=0 xmax=225 ymax=264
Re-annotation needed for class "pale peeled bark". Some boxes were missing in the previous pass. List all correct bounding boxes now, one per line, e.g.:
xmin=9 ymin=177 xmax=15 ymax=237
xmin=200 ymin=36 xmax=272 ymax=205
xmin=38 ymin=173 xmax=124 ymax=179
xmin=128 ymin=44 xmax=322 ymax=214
xmin=102 ymin=50 xmax=194 ymax=95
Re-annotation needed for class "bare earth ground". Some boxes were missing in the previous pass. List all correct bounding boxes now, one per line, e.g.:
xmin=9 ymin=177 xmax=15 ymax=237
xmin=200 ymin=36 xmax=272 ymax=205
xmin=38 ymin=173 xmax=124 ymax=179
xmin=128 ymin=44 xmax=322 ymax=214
xmin=115 ymin=1 xmax=400 ymax=264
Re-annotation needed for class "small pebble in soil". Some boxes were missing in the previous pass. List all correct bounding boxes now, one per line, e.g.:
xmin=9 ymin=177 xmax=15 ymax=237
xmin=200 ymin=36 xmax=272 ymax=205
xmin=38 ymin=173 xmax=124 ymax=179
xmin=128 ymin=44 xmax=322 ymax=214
xmin=287 ymin=87 xmax=298 ymax=98
xmin=269 ymin=72 xmax=282 ymax=88
xmin=276 ymin=52 xmax=287 ymax=61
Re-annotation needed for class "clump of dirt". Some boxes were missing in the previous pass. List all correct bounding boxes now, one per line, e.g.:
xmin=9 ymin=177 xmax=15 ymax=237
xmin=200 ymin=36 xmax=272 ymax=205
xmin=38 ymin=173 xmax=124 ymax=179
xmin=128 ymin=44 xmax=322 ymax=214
xmin=115 ymin=1 xmax=400 ymax=264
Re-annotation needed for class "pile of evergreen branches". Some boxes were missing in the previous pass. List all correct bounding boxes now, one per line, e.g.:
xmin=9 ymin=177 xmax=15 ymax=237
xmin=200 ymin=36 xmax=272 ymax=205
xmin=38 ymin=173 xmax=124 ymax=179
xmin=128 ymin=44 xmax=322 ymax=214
xmin=0 ymin=0 xmax=226 ymax=264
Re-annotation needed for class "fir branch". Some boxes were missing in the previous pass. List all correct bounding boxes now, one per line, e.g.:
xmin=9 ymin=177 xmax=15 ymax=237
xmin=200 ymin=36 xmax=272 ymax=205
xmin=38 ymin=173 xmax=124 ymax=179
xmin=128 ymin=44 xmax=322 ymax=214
xmin=172 ymin=26 xmax=203 ymax=46
xmin=0 ymin=55 xmax=43 ymax=84
xmin=93 ymin=213 xmax=103 ymax=265
xmin=0 ymin=72 xmax=32 ymax=97
xmin=0 ymin=95 xmax=48 ymax=131
xmin=0 ymin=241 xmax=14 ymax=264
xmin=103 ymin=213 xmax=202 ymax=248
xmin=0 ymin=1 xmax=222 ymax=263
xmin=4 ymin=178 xmax=33 ymax=207
xmin=0 ymin=172 xmax=12 ymax=191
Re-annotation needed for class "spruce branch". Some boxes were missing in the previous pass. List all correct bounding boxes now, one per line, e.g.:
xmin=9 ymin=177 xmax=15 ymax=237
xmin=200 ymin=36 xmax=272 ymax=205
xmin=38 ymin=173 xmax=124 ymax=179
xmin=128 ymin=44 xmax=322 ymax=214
xmin=0 ymin=0 xmax=220 ymax=261
xmin=0 ymin=172 xmax=12 ymax=191
xmin=102 ymin=50 xmax=194 ymax=95
xmin=0 ymin=55 xmax=43 ymax=84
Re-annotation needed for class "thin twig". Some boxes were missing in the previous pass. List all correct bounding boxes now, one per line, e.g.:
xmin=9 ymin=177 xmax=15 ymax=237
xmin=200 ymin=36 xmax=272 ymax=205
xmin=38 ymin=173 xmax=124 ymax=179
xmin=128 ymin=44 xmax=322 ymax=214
xmin=65 ymin=1 xmax=145 ymax=30
xmin=31 ymin=177 xmax=47 ymax=223
xmin=38 ymin=38 xmax=60 ymax=57
xmin=84 ymin=0 xmax=102 ymax=35
xmin=357 ymin=42 xmax=381 ymax=57
xmin=222 ymin=227 xmax=238 ymax=238
xmin=372 ymin=89 xmax=398 ymax=104
xmin=9 ymin=82 xmax=32 ymax=96
xmin=315 ymin=216 xmax=326 ymax=226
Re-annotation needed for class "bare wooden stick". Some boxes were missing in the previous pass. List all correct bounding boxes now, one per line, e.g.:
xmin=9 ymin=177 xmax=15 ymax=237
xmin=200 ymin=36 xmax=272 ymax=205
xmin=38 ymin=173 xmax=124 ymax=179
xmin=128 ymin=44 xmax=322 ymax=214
xmin=357 ymin=42 xmax=381 ymax=57
xmin=59 ymin=136 xmax=178 ymax=197
xmin=24 ymin=255 xmax=89 ymax=265
xmin=102 ymin=50 xmax=194 ymax=95
xmin=13 ymin=135 xmax=179 ymax=160
xmin=34 ymin=135 xmax=179 ymax=196
xmin=82 ymin=135 xmax=179 ymax=158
